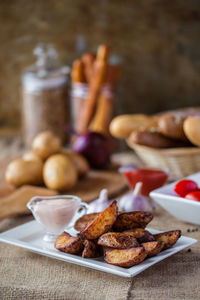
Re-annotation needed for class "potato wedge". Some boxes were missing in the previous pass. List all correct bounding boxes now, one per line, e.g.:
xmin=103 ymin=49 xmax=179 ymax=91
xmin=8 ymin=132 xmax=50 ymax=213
xmin=82 ymin=239 xmax=100 ymax=258
xmin=104 ymin=247 xmax=147 ymax=268
xmin=123 ymin=228 xmax=155 ymax=243
xmin=113 ymin=211 xmax=153 ymax=231
xmin=55 ymin=232 xmax=83 ymax=254
xmin=74 ymin=213 xmax=100 ymax=232
xmin=98 ymin=232 xmax=139 ymax=249
xmin=141 ymin=241 xmax=164 ymax=257
xmin=81 ymin=201 xmax=118 ymax=240
xmin=154 ymin=230 xmax=181 ymax=250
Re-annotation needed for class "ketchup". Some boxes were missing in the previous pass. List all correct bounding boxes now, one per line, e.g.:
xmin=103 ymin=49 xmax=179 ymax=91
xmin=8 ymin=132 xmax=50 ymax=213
xmin=123 ymin=168 xmax=168 ymax=196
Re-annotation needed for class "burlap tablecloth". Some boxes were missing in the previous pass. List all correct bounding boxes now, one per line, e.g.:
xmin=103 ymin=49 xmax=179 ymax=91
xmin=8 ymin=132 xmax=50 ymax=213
xmin=0 ymin=206 xmax=199 ymax=300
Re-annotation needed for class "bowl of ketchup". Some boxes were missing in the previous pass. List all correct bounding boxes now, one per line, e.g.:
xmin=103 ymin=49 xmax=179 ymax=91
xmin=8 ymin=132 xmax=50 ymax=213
xmin=123 ymin=168 xmax=168 ymax=196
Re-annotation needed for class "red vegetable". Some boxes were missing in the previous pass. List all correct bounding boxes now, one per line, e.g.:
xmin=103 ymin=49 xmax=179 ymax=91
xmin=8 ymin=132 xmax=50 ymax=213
xmin=72 ymin=131 xmax=111 ymax=169
xmin=174 ymin=179 xmax=198 ymax=197
xmin=123 ymin=168 xmax=168 ymax=196
xmin=185 ymin=191 xmax=200 ymax=202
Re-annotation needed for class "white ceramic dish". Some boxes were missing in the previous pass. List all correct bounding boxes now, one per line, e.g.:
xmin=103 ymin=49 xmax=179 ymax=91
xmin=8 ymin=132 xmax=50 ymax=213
xmin=150 ymin=172 xmax=200 ymax=225
xmin=0 ymin=220 xmax=197 ymax=278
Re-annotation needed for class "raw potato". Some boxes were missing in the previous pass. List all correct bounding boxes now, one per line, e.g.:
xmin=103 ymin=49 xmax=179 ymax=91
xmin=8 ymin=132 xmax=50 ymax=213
xmin=109 ymin=114 xmax=154 ymax=139
xmin=98 ymin=232 xmax=139 ymax=249
xmin=113 ymin=211 xmax=153 ymax=231
xmin=183 ymin=116 xmax=200 ymax=146
xmin=55 ymin=232 xmax=83 ymax=254
xmin=82 ymin=239 xmax=100 ymax=258
xmin=104 ymin=247 xmax=147 ymax=268
xmin=141 ymin=241 xmax=164 ymax=257
xmin=5 ymin=158 xmax=43 ymax=187
xmin=61 ymin=148 xmax=90 ymax=177
xmin=154 ymin=230 xmax=181 ymax=250
xmin=74 ymin=213 xmax=100 ymax=232
xmin=81 ymin=201 xmax=118 ymax=240
xmin=123 ymin=228 xmax=155 ymax=243
xmin=23 ymin=151 xmax=43 ymax=163
xmin=43 ymin=154 xmax=78 ymax=191
xmin=32 ymin=131 xmax=62 ymax=159
xmin=158 ymin=114 xmax=186 ymax=140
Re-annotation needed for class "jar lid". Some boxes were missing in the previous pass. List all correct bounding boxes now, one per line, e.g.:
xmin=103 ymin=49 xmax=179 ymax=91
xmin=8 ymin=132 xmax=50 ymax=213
xmin=22 ymin=43 xmax=70 ymax=92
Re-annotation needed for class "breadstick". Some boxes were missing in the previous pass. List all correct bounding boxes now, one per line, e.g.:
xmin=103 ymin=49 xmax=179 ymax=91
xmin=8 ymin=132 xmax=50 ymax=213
xmin=71 ymin=59 xmax=86 ymax=83
xmin=82 ymin=53 xmax=95 ymax=83
xmin=71 ymin=60 xmax=87 ymax=135
xmin=89 ymin=65 xmax=121 ymax=135
xmin=96 ymin=45 xmax=110 ymax=62
xmin=89 ymin=88 xmax=114 ymax=135
xmin=77 ymin=45 xmax=110 ymax=133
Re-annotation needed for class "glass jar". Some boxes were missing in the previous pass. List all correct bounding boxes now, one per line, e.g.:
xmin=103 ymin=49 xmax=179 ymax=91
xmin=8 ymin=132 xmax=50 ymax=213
xmin=22 ymin=43 xmax=70 ymax=146
xmin=71 ymin=82 xmax=88 ymax=132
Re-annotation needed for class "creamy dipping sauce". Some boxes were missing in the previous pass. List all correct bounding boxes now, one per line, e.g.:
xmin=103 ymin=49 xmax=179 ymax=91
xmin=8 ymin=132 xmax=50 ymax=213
xmin=34 ymin=198 xmax=79 ymax=233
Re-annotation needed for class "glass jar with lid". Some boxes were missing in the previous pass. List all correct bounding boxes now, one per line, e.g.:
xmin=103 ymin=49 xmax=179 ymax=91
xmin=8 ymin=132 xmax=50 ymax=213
xmin=22 ymin=43 xmax=70 ymax=146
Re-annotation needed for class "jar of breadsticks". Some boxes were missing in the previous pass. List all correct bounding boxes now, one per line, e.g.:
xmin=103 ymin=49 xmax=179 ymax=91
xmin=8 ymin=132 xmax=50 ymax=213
xmin=71 ymin=59 xmax=89 ymax=133
xmin=22 ymin=43 xmax=70 ymax=146
xmin=70 ymin=46 xmax=121 ymax=139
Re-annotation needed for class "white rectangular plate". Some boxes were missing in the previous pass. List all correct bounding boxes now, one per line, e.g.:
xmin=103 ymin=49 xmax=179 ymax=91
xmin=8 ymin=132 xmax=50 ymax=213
xmin=0 ymin=220 xmax=197 ymax=278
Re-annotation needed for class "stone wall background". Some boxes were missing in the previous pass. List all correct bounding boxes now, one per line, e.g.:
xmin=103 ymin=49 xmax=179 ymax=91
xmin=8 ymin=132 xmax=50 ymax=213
xmin=0 ymin=0 xmax=200 ymax=129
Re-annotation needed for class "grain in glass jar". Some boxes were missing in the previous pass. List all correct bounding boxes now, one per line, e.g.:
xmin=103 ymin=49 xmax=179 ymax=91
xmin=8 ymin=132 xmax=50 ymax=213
xmin=22 ymin=43 xmax=70 ymax=146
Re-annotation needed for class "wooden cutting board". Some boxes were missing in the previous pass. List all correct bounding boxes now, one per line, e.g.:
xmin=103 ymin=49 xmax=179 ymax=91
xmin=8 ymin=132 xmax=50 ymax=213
xmin=0 ymin=156 xmax=127 ymax=220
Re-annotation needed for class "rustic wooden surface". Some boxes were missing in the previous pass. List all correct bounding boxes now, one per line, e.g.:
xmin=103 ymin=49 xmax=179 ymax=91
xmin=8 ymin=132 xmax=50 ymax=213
xmin=0 ymin=136 xmax=140 ymax=220
xmin=0 ymin=135 xmax=130 ymax=220
xmin=0 ymin=137 xmax=139 ymax=200
xmin=0 ymin=185 xmax=57 ymax=221
xmin=0 ymin=156 xmax=127 ymax=199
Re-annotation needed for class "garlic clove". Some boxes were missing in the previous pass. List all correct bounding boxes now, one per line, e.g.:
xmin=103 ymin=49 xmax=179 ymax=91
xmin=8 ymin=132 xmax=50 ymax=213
xmin=88 ymin=189 xmax=110 ymax=213
xmin=119 ymin=182 xmax=154 ymax=212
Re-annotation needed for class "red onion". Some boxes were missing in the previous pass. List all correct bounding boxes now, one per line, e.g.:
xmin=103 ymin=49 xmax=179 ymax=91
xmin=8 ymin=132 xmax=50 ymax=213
xmin=72 ymin=131 xmax=112 ymax=169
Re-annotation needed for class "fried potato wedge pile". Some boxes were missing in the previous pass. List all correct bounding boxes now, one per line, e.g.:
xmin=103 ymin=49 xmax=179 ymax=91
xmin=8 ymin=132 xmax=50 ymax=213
xmin=55 ymin=201 xmax=181 ymax=268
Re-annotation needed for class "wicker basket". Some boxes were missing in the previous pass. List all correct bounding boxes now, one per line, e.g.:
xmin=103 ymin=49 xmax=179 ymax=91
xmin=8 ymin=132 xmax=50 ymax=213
xmin=127 ymin=140 xmax=200 ymax=181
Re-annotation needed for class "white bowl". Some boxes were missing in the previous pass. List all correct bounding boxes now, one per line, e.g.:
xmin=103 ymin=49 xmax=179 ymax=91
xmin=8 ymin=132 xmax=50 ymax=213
xmin=150 ymin=172 xmax=200 ymax=225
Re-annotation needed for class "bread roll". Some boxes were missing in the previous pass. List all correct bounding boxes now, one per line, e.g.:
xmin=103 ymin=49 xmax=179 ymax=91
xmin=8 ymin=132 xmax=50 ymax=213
xmin=158 ymin=114 xmax=186 ymax=140
xmin=183 ymin=116 xmax=200 ymax=146
xmin=128 ymin=130 xmax=189 ymax=148
xmin=109 ymin=114 xmax=157 ymax=139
